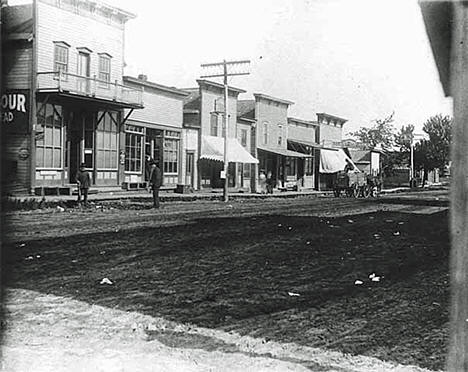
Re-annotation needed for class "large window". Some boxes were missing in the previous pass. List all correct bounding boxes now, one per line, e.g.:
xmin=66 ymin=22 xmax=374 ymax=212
xmin=96 ymin=112 xmax=118 ymax=169
xmin=243 ymin=163 xmax=251 ymax=178
xmin=36 ymin=104 xmax=63 ymax=169
xmin=210 ymin=113 xmax=218 ymax=136
xmin=263 ymin=122 xmax=268 ymax=145
xmin=285 ymin=157 xmax=297 ymax=177
xmin=163 ymin=131 xmax=180 ymax=174
xmin=53 ymin=42 xmax=69 ymax=79
xmin=98 ymin=54 xmax=111 ymax=88
xmin=125 ymin=124 xmax=144 ymax=172
xmin=305 ymin=157 xmax=314 ymax=176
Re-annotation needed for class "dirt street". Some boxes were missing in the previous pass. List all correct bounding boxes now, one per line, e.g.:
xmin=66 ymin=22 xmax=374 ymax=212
xmin=2 ymin=191 xmax=449 ymax=371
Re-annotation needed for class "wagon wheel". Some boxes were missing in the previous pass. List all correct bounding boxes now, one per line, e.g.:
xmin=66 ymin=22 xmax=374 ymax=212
xmin=363 ymin=185 xmax=371 ymax=198
xmin=352 ymin=184 xmax=360 ymax=198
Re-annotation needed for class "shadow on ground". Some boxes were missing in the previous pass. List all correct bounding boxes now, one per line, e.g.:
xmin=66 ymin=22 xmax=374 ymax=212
xmin=3 ymin=210 xmax=449 ymax=370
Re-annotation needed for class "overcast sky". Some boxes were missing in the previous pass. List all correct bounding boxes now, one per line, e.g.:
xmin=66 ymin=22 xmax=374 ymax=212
xmin=11 ymin=0 xmax=454 ymax=135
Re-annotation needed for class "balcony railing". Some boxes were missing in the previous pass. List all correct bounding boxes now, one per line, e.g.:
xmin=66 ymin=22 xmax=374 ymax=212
xmin=37 ymin=71 xmax=143 ymax=107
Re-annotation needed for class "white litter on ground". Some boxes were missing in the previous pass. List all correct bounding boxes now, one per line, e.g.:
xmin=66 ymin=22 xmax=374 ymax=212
xmin=100 ymin=278 xmax=113 ymax=285
xmin=288 ymin=292 xmax=300 ymax=297
xmin=354 ymin=280 xmax=363 ymax=285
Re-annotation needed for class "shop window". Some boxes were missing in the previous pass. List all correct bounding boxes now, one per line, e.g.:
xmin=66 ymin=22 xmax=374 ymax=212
xmin=98 ymin=54 xmax=111 ymax=88
xmin=163 ymin=135 xmax=179 ymax=174
xmin=305 ymin=157 xmax=314 ymax=176
xmin=210 ymin=113 xmax=218 ymax=136
xmin=36 ymin=104 xmax=63 ymax=169
xmin=243 ymin=163 xmax=251 ymax=178
xmin=53 ymin=42 xmax=69 ymax=80
xmin=285 ymin=157 xmax=297 ymax=177
xmin=96 ymin=112 xmax=118 ymax=169
xmin=125 ymin=124 xmax=143 ymax=172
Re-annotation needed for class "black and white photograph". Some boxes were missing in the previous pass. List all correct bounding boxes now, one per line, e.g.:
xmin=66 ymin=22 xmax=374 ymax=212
xmin=1 ymin=0 xmax=466 ymax=371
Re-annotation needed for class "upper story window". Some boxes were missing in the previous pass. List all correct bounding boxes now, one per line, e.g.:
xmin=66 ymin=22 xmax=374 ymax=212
xmin=98 ymin=53 xmax=112 ymax=88
xmin=263 ymin=122 xmax=268 ymax=145
xmin=210 ymin=113 xmax=218 ymax=137
xmin=53 ymin=41 xmax=70 ymax=79
xmin=278 ymin=125 xmax=283 ymax=146
xmin=240 ymin=129 xmax=248 ymax=147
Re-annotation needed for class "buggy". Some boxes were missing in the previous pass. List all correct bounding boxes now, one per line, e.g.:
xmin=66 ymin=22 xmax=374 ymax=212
xmin=333 ymin=171 xmax=369 ymax=197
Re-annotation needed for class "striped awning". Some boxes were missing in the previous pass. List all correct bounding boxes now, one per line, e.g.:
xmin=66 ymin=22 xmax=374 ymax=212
xmin=201 ymin=135 xmax=259 ymax=164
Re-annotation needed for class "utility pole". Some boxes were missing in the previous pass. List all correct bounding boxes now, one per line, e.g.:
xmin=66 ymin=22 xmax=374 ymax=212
xmin=200 ymin=59 xmax=250 ymax=202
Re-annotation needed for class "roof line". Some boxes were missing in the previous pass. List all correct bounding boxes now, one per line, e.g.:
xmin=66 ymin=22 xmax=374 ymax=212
xmin=254 ymin=93 xmax=294 ymax=106
xmin=123 ymin=76 xmax=189 ymax=97
xmin=196 ymin=79 xmax=246 ymax=94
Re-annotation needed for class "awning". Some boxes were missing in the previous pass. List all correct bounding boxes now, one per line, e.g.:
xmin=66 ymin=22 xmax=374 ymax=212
xmin=257 ymin=145 xmax=310 ymax=158
xmin=319 ymin=148 xmax=360 ymax=174
xmin=201 ymin=135 xmax=259 ymax=164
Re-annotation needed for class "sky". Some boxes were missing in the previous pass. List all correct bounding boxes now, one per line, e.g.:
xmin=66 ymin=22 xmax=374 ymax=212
xmin=10 ymin=0 xmax=454 ymax=136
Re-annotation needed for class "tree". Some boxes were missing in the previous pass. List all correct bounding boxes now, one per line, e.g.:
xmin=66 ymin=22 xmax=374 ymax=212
xmin=351 ymin=112 xmax=395 ymax=149
xmin=413 ymin=114 xmax=452 ymax=183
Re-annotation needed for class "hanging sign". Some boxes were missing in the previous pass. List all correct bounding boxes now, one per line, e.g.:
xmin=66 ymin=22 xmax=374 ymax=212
xmin=1 ymin=90 xmax=29 ymax=133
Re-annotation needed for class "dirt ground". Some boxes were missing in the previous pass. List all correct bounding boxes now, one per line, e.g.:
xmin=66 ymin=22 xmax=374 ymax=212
xmin=2 ymin=192 xmax=450 ymax=371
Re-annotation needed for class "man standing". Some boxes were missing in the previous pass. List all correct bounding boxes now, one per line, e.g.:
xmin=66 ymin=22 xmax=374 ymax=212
xmin=149 ymin=162 xmax=163 ymax=208
xmin=75 ymin=163 xmax=91 ymax=205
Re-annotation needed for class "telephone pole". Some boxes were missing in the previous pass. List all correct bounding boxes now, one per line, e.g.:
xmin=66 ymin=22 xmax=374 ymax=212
xmin=200 ymin=59 xmax=250 ymax=202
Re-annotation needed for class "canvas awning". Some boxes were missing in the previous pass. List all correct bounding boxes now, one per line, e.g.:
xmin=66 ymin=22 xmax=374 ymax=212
xmin=201 ymin=135 xmax=259 ymax=164
xmin=319 ymin=148 xmax=360 ymax=174
xmin=257 ymin=145 xmax=310 ymax=158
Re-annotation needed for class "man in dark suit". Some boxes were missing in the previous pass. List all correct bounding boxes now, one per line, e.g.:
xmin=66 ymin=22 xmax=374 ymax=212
xmin=149 ymin=162 xmax=162 ymax=208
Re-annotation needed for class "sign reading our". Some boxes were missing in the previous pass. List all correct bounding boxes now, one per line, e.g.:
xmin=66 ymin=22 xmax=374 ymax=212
xmin=1 ymin=91 xmax=29 ymax=133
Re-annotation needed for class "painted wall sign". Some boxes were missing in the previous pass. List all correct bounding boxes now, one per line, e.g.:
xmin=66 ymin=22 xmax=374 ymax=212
xmin=1 ymin=90 xmax=29 ymax=133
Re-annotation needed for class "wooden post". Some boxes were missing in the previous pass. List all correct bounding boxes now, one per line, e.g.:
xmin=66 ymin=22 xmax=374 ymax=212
xmin=447 ymin=3 xmax=468 ymax=371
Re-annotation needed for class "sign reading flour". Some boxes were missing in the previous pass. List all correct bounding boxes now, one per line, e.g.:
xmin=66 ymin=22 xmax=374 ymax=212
xmin=1 ymin=90 xmax=29 ymax=133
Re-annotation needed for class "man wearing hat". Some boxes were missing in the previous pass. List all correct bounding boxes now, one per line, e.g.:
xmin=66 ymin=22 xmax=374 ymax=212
xmin=148 ymin=161 xmax=163 ymax=208
xmin=75 ymin=163 xmax=91 ymax=205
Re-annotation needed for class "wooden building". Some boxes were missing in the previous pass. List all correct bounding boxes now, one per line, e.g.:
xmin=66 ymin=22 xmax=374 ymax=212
xmin=420 ymin=2 xmax=468 ymax=369
xmin=182 ymin=80 xmax=258 ymax=191
xmin=2 ymin=0 xmax=143 ymax=195
xmin=122 ymin=75 xmax=188 ymax=190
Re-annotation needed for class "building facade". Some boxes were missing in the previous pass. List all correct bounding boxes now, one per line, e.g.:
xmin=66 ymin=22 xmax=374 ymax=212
xmin=122 ymin=75 xmax=188 ymax=190
xmin=182 ymin=80 xmax=257 ymax=191
xmin=2 ymin=0 xmax=142 ymax=195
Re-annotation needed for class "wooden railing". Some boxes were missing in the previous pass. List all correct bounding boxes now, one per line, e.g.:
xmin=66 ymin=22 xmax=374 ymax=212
xmin=37 ymin=71 xmax=143 ymax=107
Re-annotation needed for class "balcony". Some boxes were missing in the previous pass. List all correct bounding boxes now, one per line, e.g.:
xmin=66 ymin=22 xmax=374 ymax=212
xmin=37 ymin=72 xmax=143 ymax=108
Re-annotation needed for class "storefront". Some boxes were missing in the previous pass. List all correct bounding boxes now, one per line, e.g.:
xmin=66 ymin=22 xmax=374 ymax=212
xmin=257 ymin=146 xmax=310 ymax=190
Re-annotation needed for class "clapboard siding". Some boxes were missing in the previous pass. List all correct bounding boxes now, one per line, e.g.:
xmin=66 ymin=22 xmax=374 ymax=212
xmin=2 ymin=135 xmax=31 ymax=194
xmin=200 ymin=88 xmax=238 ymax=138
xmin=3 ymin=44 xmax=32 ymax=89
xmin=37 ymin=0 xmax=124 ymax=84
xmin=125 ymin=88 xmax=183 ymax=128
xmin=255 ymin=98 xmax=289 ymax=149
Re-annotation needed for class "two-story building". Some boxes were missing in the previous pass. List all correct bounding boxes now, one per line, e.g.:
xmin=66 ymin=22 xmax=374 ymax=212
xmin=182 ymin=80 xmax=258 ymax=191
xmin=238 ymin=94 xmax=309 ymax=192
xmin=121 ymin=75 xmax=188 ymax=190
xmin=2 ymin=0 xmax=142 ymax=195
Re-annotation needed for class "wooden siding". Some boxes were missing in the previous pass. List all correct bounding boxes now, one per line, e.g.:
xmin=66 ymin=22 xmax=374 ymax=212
xmin=125 ymin=88 xmax=184 ymax=128
xmin=2 ymin=134 xmax=31 ymax=194
xmin=36 ymin=1 xmax=124 ymax=85
xmin=319 ymin=123 xmax=343 ymax=145
xmin=200 ymin=87 xmax=238 ymax=138
xmin=255 ymin=98 xmax=289 ymax=149
xmin=288 ymin=123 xmax=317 ymax=145
xmin=2 ymin=44 xmax=32 ymax=89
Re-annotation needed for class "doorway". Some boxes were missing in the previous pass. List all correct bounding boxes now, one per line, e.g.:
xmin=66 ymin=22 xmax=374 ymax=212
xmin=144 ymin=128 xmax=163 ymax=181
xmin=69 ymin=111 xmax=95 ymax=184
xmin=185 ymin=151 xmax=194 ymax=187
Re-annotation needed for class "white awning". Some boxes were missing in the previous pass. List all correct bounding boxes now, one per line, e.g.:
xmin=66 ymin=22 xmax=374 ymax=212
xmin=319 ymin=148 xmax=360 ymax=174
xmin=201 ymin=135 xmax=259 ymax=164
xmin=257 ymin=145 xmax=310 ymax=158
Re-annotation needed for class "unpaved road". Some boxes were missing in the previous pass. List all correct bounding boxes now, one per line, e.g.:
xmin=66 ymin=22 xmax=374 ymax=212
xmin=2 ymin=191 xmax=449 ymax=371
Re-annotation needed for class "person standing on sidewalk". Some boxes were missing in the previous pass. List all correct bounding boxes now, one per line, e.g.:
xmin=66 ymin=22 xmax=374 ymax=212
xmin=149 ymin=161 xmax=163 ymax=208
xmin=266 ymin=171 xmax=274 ymax=194
xmin=75 ymin=163 xmax=91 ymax=205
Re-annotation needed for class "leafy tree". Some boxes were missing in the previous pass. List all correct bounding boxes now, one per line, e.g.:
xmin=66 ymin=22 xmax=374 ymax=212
xmin=351 ymin=112 xmax=395 ymax=149
xmin=421 ymin=114 xmax=452 ymax=170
